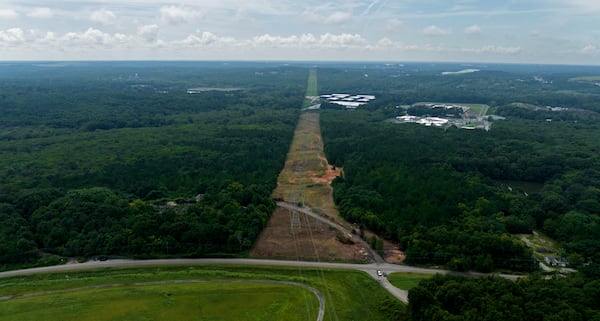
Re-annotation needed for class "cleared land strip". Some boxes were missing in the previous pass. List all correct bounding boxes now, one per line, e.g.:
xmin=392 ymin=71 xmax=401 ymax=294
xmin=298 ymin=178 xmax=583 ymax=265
xmin=271 ymin=112 xmax=341 ymax=220
xmin=0 ymin=258 xmax=523 ymax=304
xmin=277 ymin=201 xmax=384 ymax=264
xmin=253 ymin=69 xmax=371 ymax=262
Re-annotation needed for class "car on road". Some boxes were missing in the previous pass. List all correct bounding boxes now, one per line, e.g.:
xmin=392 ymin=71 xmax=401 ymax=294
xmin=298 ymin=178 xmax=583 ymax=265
xmin=377 ymin=270 xmax=383 ymax=277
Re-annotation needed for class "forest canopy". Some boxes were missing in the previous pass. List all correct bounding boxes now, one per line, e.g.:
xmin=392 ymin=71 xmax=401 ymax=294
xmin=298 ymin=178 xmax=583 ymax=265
xmin=0 ymin=63 xmax=305 ymax=265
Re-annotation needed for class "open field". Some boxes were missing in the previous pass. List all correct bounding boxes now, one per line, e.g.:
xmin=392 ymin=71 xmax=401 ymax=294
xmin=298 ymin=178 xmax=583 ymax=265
xmin=0 ymin=265 xmax=406 ymax=321
xmin=387 ymin=273 xmax=432 ymax=290
xmin=303 ymin=69 xmax=319 ymax=108
xmin=271 ymin=112 xmax=341 ymax=220
xmin=258 ymin=69 xmax=378 ymax=263
xmin=256 ymin=112 xmax=368 ymax=261
xmin=0 ymin=281 xmax=317 ymax=321
xmin=519 ymin=230 xmax=562 ymax=262
xmin=251 ymin=207 xmax=372 ymax=262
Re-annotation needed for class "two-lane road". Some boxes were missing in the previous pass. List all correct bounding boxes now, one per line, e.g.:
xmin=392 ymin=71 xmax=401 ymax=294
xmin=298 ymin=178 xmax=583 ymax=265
xmin=0 ymin=258 xmax=523 ymax=304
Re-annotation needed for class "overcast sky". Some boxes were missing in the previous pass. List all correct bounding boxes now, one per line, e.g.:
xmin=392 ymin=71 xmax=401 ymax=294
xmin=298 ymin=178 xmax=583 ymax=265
xmin=1 ymin=0 xmax=599 ymax=64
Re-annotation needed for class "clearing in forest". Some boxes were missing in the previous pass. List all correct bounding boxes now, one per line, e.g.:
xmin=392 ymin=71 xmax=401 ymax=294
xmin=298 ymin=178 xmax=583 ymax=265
xmin=252 ymin=69 xmax=375 ymax=262
xmin=272 ymin=68 xmax=341 ymax=220
xmin=271 ymin=112 xmax=342 ymax=220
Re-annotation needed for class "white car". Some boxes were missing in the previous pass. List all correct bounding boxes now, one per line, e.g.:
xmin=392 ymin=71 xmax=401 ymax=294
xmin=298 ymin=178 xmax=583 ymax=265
xmin=377 ymin=270 xmax=383 ymax=277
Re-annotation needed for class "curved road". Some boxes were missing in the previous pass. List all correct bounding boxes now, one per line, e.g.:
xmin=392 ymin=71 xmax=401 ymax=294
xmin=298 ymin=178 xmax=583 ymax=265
xmin=0 ymin=258 xmax=523 ymax=304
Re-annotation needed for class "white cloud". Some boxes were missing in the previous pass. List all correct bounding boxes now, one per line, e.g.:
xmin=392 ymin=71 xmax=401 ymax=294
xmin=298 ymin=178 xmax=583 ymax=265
xmin=543 ymin=0 xmax=600 ymax=12
xmin=90 ymin=9 xmax=116 ymax=25
xmin=251 ymin=32 xmax=366 ymax=48
xmin=423 ymin=25 xmax=452 ymax=36
xmin=160 ymin=6 xmax=203 ymax=25
xmin=302 ymin=10 xmax=352 ymax=25
xmin=27 ymin=7 xmax=53 ymax=19
xmin=462 ymin=45 xmax=521 ymax=54
xmin=385 ymin=19 xmax=404 ymax=32
xmin=138 ymin=24 xmax=159 ymax=43
xmin=580 ymin=45 xmax=599 ymax=54
xmin=0 ymin=28 xmax=26 ymax=45
xmin=253 ymin=34 xmax=302 ymax=47
xmin=0 ymin=9 xmax=18 ymax=19
xmin=464 ymin=25 xmax=482 ymax=35
xmin=320 ymin=33 xmax=366 ymax=47
xmin=324 ymin=11 xmax=352 ymax=24
xmin=180 ymin=31 xmax=234 ymax=46
xmin=377 ymin=37 xmax=395 ymax=47
xmin=61 ymin=28 xmax=130 ymax=46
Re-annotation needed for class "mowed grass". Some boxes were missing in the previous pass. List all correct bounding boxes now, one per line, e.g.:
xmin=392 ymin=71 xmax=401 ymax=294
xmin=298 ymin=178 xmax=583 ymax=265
xmin=306 ymin=69 xmax=318 ymax=97
xmin=0 ymin=265 xmax=406 ymax=321
xmin=387 ymin=272 xmax=432 ymax=290
xmin=1 ymin=282 xmax=314 ymax=321
xmin=302 ymin=69 xmax=319 ymax=107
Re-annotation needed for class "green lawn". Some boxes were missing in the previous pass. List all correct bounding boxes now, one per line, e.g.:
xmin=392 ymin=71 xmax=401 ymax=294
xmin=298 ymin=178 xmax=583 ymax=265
xmin=0 ymin=282 xmax=315 ymax=321
xmin=387 ymin=272 xmax=432 ymax=290
xmin=305 ymin=69 xmax=319 ymax=97
xmin=0 ymin=265 xmax=406 ymax=321
xmin=302 ymin=69 xmax=319 ymax=107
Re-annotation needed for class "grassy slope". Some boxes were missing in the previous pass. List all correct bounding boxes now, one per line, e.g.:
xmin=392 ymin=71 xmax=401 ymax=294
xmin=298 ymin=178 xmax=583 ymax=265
xmin=1 ymin=282 xmax=315 ymax=321
xmin=0 ymin=265 xmax=406 ymax=321
xmin=387 ymin=272 xmax=432 ymax=291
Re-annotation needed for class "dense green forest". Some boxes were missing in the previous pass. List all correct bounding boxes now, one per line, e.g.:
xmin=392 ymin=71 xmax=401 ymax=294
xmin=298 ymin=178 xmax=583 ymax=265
xmin=0 ymin=62 xmax=305 ymax=266
xmin=315 ymin=64 xmax=600 ymax=319
xmin=318 ymin=66 xmax=600 ymax=274
xmin=1 ymin=62 xmax=600 ymax=297
xmin=409 ymin=274 xmax=600 ymax=321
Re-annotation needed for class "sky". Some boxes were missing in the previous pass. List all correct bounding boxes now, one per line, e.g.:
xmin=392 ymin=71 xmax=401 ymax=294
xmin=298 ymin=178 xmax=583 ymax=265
xmin=1 ymin=0 xmax=599 ymax=64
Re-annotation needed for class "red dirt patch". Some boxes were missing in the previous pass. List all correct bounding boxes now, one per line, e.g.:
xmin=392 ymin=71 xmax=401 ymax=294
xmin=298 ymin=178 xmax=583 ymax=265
xmin=308 ymin=165 xmax=342 ymax=184
xmin=251 ymin=207 xmax=373 ymax=262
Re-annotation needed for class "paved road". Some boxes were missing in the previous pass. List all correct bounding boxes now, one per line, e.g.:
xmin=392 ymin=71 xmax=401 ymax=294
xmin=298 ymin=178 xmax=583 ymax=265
xmin=277 ymin=201 xmax=385 ymax=264
xmin=0 ymin=258 xmax=523 ymax=304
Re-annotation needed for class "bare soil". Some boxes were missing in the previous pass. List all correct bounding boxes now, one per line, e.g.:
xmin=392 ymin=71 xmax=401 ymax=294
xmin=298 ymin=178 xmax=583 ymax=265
xmin=252 ymin=111 xmax=375 ymax=261
xmin=271 ymin=113 xmax=342 ymax=221
xmin=250 ymin=208 xmax=372 ymax=262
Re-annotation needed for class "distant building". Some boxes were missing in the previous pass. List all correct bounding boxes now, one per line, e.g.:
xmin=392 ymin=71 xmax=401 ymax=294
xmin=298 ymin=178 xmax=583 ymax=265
xmin=544 ymin=256 xmax=568 ymax=267
xmin=320 ymin=92 xmax=376 ymax=109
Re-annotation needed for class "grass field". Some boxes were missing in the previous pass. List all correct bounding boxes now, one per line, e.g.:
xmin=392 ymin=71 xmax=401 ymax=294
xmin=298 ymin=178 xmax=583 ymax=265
xmin=387 ymin=273 xmax=432 ymax=290
xmin=306 ymin=69 xmax=318 ymax=97
xmin=0 ymin=282 xmax=316 ymax=321
xmin=302 ymin=69 xmax=319 ymax=107
xmin=0 ymin=265 xmax=406 ymax=321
